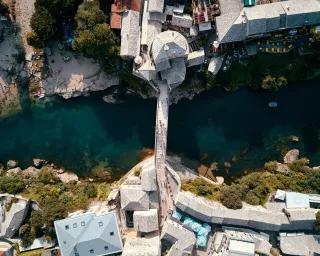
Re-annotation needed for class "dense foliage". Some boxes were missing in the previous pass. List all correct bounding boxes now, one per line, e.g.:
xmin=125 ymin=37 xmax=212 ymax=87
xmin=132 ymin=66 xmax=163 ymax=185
xmin=261 ymin=75 xmax=287 ymax=91
xmin=72 ymin=0 xmax=119 ymax=66
xmin=0 ymin=0 xmax=8 ymax=16
xmin=182 ymin=159 xmax=320 ymax=209
xmin=30 ymin=6 xmax=56 ymax=41
xmin=0 ymin=166 xmax=111 ymax=246
xmin=28 ymin=0 xmax=80 ymax=47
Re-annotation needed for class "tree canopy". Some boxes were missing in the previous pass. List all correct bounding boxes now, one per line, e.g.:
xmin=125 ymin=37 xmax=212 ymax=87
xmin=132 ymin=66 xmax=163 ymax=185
xmin=73 ymin=0 xmax=119 ymax=63
xmin=0 ymin=0 xmax=9 ymax=16
xmin=30 ymin=6 xmax=56 ymax=41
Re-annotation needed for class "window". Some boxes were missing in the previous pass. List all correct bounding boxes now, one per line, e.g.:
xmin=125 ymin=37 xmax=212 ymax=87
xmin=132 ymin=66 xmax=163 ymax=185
xmin=89 ymin=249 xmax=94 ymax=254
xmin=104 ymin=246 xmax=109 ymax=250
xmin=73 ymin=223 xmax=77 ymax=228
xmin=81 ymin=221 xmax=85 ymax=226
xmin=110 ymin=231 xmax=114 ymax=236
xmin=98 ymin=221 xmax=103 ymax=227
xmin=65 ymin=225 xmax=69 ymax=230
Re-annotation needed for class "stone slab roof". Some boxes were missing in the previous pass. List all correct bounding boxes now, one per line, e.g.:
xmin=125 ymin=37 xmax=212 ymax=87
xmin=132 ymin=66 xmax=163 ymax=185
xmin=122 ymin=236 xmax=161 ymax=256
xmin=120 ymin=185 xmax=150 ymax=211
xmin=280 ymin=234 xmax=320 ymax=256
xmin=120 ymin=10 xmax=141 ymax=58
xmin=133 ymin=209 xmax=158 ymax=233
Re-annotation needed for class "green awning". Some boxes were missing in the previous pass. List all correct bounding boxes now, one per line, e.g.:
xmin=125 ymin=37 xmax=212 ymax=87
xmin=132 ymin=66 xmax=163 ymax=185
xmin=244 ymin=0 xmax=256 ymax=6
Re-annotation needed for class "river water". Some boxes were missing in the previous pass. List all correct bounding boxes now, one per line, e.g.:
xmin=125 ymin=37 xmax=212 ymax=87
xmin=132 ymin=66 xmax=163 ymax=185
xmin=0 ymin=82 xmax=319 ymax=177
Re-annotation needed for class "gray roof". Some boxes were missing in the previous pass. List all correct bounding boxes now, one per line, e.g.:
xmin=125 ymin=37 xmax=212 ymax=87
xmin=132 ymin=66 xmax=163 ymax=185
xmin=133 ymin=209 xmax=158 ymax=233
xmin=0 ymin=198 xmax=30 ymax=238
xmin=54 ymin=212 xmax=123 ymax=256
xmin=151 ymin=30 xmax=189 ymax=72
xmin=120 ymin=11 xmax=141 ymax=59
xmin=175 ymin=192 xmax=317 ymax=232
xmin=122 ymin=236 xmax=161 ymax=256
xmin=187 ymin=49 xmax=205 ymax=67
xmin=215 ymin=13 xmax=247 ymax=43
xmin=280 ymin=234 xmax=320 ymax=256
xmin=148 ymin=0 xmax=164 ymax=13
xmin=160 ymin=58 xmax=186 ymax=87
xmin=141 ymin=161 xmax=157 ymax=192
xmin=161 ymin=219 xmax=196 ymax=256
xmin=120 ymin=185 xmax=150 ymax=211
xmin=216 ymin=0 xmax=320 ymax=43
xmin=171 ymin=13 xmax=193 ymax=28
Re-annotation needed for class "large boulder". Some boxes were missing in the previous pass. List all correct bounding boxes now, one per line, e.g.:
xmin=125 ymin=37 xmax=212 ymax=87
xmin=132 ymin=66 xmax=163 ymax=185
xmin=56 ymin=172 xmax=79 ymax=183
xmin=283 ymin=149 xmax=299 ymax=164
xmin=7 ymin=167 xmax=22 ymax=176
xmin=7 ymin=160 xmax=18 ymax=169
xmin=23 ymin=166 xmax=41 ymax=177
xmin=32 ymin=158 xmax=47 ymax=168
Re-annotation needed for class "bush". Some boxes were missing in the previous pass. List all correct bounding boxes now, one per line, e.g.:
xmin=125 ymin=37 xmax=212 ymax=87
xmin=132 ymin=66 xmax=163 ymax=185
xmin=261 ymin=75 xmax=287 ymax=91
xmin=264 ymin=161 xmax=278 ymax=172
xmin=0 ymin=176 xmax=25 ymax=194
xmin=19 ymin=224 xmax=35 ymax=248
xmin=245 ymin=191 xmax=260 ymax=205
xmin=30 ymin=210 xmax=45 ymax=237
xmin=30 ymin=6 xmax=56 ymax=41
xmin=288 ymin=159 xmax=310 ymax=173
xmin=26 ymin=32 xmax=44 ymax=49
xmin=220 ymin=185 xmax=243 ymax=209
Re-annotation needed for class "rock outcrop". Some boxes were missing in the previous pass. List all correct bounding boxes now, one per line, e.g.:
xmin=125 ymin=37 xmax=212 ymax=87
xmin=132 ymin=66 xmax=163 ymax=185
xmin=283 ymin=149 xmax=299 ymax=164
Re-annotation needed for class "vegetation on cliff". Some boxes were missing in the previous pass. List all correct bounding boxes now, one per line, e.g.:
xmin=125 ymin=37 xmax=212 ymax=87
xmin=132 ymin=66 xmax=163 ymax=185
xmin=182 ymin=158 xmax=320 ymax=209
xmin=0 ymin=164 xmax=113 ymax=246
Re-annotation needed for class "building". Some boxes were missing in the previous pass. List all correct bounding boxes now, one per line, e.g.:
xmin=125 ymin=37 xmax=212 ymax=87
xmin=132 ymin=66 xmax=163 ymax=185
xmin=0 ymin=195 xmax=30 ymax=238
xmin=110 ymin=0 xmax=142 ymax=29
xmin=120 ymin=10 xmax=141 ymax=59
xmin=133 ymin=209 xmax=158 ymax=233
xmin=54 ymin=211 xmax=123 ymax=256
xmin=215 ymin=0 xmax=320 ymax=44
xmin=161 ymin=219 xmax=196 ymax=256
xmin=279 ymin=234 xmax=320 ymax=256
xmin=175 ymin=191 xmax=317 ymax=232
xmin=229 ymin=239 xmax=255 ymax=256
xmin=122 ymin=236 xmax=161 ymax=256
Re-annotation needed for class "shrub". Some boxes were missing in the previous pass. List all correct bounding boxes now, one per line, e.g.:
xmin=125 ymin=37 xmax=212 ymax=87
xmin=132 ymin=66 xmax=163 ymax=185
xmin=0 ymin=176 xmax=25 ymax=194
xmin=220 ymin=185 xmax=243 ymax=209
xmin=19 ymin=224 xmax=35 ymax=248
xmin=26 ymin=32 xmax=44 ymax=49
xmin=264 ymin=161 xmax=278 ymax=172
xmin=30 ymin=210 xmax=45 ymax=237
xmin=133 ymin=167 xmax=141 ymax=177
xmin=245 ymin=191 xmax=260 ymax=205
xmin=261 ymin=75 xmax=287 ymax=91
xmin=288 ymin=159 xmax=310 ymax=173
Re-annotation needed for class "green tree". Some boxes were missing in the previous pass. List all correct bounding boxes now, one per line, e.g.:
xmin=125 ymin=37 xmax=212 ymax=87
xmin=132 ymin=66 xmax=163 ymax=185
xmin=30 ymin=210 xmax=45 ymax=237
xmin=75 ymin=0 xmax=106 ymax=30
xmin=73 ymin=23 xmax=119 ymax=59
xmin=0 ymin=0 xmax=9 ymax=16
xmin=261 ymin=75 xmax=287 ymax=91
xmin=30 ymin=6 xmax=56 ymax=41
xmin=0 ymin=176 xmax=25 ymax=194
xmin=220 ymin=185 xmax=243 ymax=209
xmin=26 ymin=32 xmax=44 ymax=49
xmin=19 ymin=224 xmax=36 ymax=248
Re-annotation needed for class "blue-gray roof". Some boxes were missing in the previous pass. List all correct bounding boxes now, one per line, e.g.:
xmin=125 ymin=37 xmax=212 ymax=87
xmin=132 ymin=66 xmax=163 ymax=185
xmin=54 ymin=212 xmax=123 ymax=256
